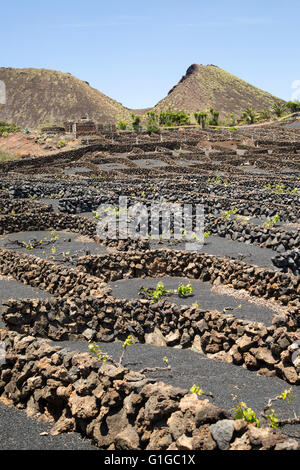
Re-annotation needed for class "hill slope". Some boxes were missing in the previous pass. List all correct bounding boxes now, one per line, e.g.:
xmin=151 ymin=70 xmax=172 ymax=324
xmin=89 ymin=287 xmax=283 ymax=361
xmin=153 ymin=64 xmax=285 ymax=121
xmin=0 ymin=68 xmax=131 ymax=128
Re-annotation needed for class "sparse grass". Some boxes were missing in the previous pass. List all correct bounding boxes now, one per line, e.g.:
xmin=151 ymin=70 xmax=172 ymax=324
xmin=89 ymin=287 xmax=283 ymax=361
xmin=0 ymin=68 xmax=132 ymax=128
xmin=153 ymin=64 xmax=285 ymax=121
xmin=0 ymin=151 xmax=18 ymax=162
xmin=57 ymin=139 xmax=67 ymax=148
xmin=0 ymin=122 xmax=20 ymax=136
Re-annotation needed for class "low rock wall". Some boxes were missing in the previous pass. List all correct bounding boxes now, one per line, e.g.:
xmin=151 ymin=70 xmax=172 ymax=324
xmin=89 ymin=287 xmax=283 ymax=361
xmin=0 ymin=329 xmax=298 ymax=450
xmin=2 ymin=295 xmax=299 ymax=384
xmin=77 ymin=251 xmax=300 ymax=307
xmin=0 ymin=249 xmax=110 ymax=299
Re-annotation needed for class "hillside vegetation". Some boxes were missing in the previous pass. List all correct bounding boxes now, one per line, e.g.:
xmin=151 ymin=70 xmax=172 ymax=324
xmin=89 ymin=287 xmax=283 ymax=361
xmin=0 ymin=67 xmax=132 ymax=128
xmin=153 ymin=64 xmax=285 ymax=122
xmin=0 ymin=65 xmax=287 ymax=128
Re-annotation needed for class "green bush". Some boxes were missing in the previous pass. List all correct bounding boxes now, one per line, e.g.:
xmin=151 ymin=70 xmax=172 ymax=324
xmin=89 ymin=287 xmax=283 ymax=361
xmin=131 ymin=114 xmax=141 ymax=131
xmin=0 ymin=122 xmax=20 ymax=136
xmin=146 ymin=122 xmax=160 ymax=134
xmin=146 ymin=112 xmax=160 ymax=134
xmin=117 ymin=121 xmax=128 ymax=130
xmin=240 ymin=107 xmax=257 ymax=124
xmin=57 ymin=139 xmax=67 ymax=148
xmin=194 ymin=112 xmax=208 ymax=128
xmin=257 ymin=109 xmax=271 ymax=121
xmin=159 ymin=108 xmax=190 ymax=126
xmin=208 ymin=108 xmax=219 ymax=126
xmin=272 ymin=102 xmax=286 ymax=118
xmin=286 ymin=100 xmax=300 ymax=114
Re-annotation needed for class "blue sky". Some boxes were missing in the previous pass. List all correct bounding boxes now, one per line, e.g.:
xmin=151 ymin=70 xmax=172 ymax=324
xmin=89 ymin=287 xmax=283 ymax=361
xmin=1 ymin=0 xmax=300 ymax=108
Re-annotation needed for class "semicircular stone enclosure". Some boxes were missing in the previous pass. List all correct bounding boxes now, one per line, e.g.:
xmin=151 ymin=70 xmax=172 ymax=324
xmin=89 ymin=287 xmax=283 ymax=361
xmin=0 ymin=125 xmax=299 ymax=451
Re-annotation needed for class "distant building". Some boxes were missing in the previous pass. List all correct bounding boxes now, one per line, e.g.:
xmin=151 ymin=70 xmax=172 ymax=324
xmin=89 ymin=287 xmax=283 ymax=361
xmin=64 ymin=118 xmax=116 ymax=136
xmin=64 ymin=118 xmax=96 ymax=136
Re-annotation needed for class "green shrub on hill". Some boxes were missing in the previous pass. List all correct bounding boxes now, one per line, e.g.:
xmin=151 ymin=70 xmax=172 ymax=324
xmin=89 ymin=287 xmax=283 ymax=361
xmin=57 ymin=139 xmax=67 ymax=148
xmin=0 ymin=121 xmax=20 ymax=136
xmin=194 ymin=112 xmax=208 ymax=128
xmin=117 ymin=121 xmax=129 ymax=130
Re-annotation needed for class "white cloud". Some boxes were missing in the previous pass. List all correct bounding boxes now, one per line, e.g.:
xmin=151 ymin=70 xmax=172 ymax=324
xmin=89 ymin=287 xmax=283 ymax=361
xmin=291 ymin=80 xmax=300 ymax=101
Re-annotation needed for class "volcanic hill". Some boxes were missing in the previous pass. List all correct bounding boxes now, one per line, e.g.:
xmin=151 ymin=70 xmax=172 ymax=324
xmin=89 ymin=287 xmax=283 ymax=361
xmin=0 ymin=65 xmax=287 ymax=128
xmin=153 ymin=64 xmax=285 ymax=121
xmin=0 ymin=67 xmax=131 ymax=128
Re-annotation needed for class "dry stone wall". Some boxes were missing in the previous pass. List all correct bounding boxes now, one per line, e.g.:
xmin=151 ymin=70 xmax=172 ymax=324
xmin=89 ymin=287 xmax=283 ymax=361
xmin=0 ymin=249 xmax=110 ymax=299
xmin=77 ymin=251 xmax=300 ymax=307
xmin=2 ymin=296 xmax=299 ymax=384
xmin=0 ymin=249 xmax=299 ymax=384
xmin=0 ymin=329 xmax=298 ymax=450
